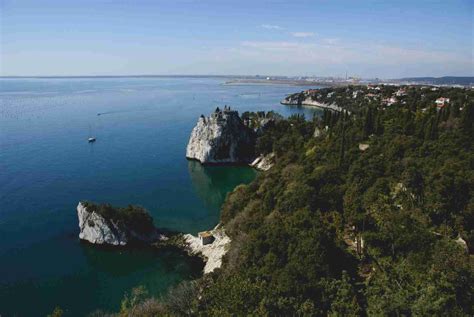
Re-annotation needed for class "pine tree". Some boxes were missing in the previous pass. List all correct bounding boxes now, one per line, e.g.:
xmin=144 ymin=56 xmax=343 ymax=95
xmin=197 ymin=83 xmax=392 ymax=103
xmin=339 ymin=111 xmax=346 ymax=166
xmin=461 ymin=103 xmax=473 ymax=133
xmin=364 ymin=106 xmax=374 ymax=138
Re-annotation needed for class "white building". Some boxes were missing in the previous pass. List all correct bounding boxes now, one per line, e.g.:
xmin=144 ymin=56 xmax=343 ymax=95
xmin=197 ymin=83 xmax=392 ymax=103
xmin=435 ymin=97 xmax=450 ymax=109
xmin=198 ymin=231 xmax=214 ymax=245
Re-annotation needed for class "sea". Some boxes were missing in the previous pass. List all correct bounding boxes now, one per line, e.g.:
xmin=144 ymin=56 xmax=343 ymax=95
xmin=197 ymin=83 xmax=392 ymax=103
xmin=0 ymin=77 xmax=321 ymax=316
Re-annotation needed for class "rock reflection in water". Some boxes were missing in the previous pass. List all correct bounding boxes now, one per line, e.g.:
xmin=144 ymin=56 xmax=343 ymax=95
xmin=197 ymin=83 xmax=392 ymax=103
xmin=187 ymin=160 xmax=257 ymax=213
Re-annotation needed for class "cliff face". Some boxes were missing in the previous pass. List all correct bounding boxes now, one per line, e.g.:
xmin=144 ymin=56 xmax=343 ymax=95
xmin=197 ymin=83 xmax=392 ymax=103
xmin=281 ymin=91 xmax=343 ymax=112
xmin=186 ymin=107 xmax=256 ymax=164
xmin=280 ymin=91 xmax=308 ymax=106
xmin=77 ymin=202 xmax=159 ymax=246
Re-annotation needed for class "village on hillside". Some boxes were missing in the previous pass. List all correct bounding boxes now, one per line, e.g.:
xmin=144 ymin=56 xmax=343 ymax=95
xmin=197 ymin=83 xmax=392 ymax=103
xmin=282 ymin=84 xmax=471 ymax=114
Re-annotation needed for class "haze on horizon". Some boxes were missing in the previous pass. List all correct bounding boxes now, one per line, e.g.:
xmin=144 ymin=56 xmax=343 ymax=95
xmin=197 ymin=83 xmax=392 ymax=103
xmin=0 ymin=0 xmax=472 ymax=78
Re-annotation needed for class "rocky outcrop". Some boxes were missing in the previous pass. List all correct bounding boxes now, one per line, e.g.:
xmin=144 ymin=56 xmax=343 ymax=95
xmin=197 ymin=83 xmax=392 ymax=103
xmin=281 ymin=91 xmax=343 ymax=112
xmin=455 ymin=235 xmax=469 ymax=253
xmin=359 ymin=143 xmax=370 ymax=151
xmin=313 ymin=127 xmax=322 ymax=138
xmin=77 ymin=202 xmax=161 ymax=246
xmin=182 ymin=224 xmax=230 ymax=274
xmin=186 ymin=106 xmax=256 ymax=164
xmin=250 ymin=153 xmax=275 ymax=171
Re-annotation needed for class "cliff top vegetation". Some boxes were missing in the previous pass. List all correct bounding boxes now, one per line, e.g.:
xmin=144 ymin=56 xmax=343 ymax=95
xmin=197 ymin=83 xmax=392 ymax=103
xmin=81 ymin=201 xmax=155 ymax=234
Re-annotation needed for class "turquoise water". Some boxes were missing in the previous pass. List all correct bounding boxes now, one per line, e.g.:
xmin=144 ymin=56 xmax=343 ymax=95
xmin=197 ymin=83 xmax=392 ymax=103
xmin=0 ymin=77 xmax=321 ymax=316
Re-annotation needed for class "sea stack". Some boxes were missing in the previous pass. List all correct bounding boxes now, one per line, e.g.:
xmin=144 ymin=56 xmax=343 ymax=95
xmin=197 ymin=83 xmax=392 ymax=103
xmin=77 ymin=202 xmax=160 ymax=246
xmin=186 ymin=106 xmax=256 ymax=164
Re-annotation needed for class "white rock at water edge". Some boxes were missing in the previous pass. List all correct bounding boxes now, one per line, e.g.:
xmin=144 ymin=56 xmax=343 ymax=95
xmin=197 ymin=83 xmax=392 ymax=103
xmin=77 ymin=202 xmax=161 ymax=246
xmin=182 ymin=224 xmax=231 ymax=274
xmin=186 ymin=107 xmax=255 ymax=164
xmin=77 ymin=202 xmax=128 ymax=246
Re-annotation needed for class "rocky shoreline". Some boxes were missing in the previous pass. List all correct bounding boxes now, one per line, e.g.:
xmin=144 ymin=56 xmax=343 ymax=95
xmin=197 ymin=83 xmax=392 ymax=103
xmin=281 ymin=98 xmax=343 ymax=112
xmin=281 ymin=92 xmax=344 ymax=112
xmin=77 ymin=106 xmax=277 ymax=276
xmin=182 ymin=224 xmax=230 ymax=274
xmin=77 ymin=201 xmax=230 ymax=274
xmin=77 ymin=202 xmax=164 ymax=246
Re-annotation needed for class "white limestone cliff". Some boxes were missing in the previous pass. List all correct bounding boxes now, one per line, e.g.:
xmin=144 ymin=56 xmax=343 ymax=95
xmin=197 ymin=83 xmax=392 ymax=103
xmin=186 ymin=107 xmax=256 ymax=164
xmin=77 ymin=202 xmax=128 ymax=246
xmin=77 ymin=202 xmax=161 ymax=246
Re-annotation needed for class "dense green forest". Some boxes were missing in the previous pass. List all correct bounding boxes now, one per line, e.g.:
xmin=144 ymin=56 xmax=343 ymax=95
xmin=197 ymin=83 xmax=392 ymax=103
xmin=95 ymin=86 xmax=473 ymax=316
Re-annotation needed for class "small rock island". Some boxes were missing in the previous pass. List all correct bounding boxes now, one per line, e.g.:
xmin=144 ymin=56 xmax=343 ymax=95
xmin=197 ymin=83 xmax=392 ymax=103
xmin=77 ymin=106 xmax=280 ymax=272
xmin=77 ymin=201 xmax=161 ymax=246
xmin=77 ymin=201 xmax=230 ymax=274
xmin=186 ymin=106 xmax=256 ymax=164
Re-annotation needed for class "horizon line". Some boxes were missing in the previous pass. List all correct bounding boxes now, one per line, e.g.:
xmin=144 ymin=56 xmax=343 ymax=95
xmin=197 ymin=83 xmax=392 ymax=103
xmin=1 ymin=74 xmax=473 ymax=80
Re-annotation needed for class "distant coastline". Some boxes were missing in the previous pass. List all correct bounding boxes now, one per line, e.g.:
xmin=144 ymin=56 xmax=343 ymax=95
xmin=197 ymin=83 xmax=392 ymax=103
xmin=1 ymin=75 xmax=472 ymax=88
xmin=224 ymin=78 xmax=334 ymax=87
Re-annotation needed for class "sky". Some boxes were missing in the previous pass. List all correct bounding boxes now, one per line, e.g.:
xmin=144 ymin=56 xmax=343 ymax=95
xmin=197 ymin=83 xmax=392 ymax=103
xmin=0 ymin=0 xmax=472 ymax=78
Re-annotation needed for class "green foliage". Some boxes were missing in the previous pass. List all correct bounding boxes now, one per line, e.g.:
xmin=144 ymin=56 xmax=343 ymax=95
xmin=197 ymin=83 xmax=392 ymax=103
xmin=114 ymin=282 xmax=198 ymax=317
xmin=120 ymin=286 xmax=149 ymax=315
xmin=162 ymin=281 xmax=199 ymax=316
xmin=199 ymin=85 xmax=473 ymax=316
xmin=105 ymin=85 xmax=474 ymax=316
xmin=81 ymin=201 xmax=155 ymax=234
xmin=328 ymin=272 xmax=361 ymax=316
xmin=47 ymin=307 xmax=64 ymax=317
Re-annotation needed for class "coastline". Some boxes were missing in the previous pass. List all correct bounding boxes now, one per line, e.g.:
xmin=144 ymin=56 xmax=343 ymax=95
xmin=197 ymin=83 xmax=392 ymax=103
xmin=0 ymin=77 xmax=320 ymax=316
xmin=182 ymin=223 xmax=230 ymax=274
xmin=224 ymin=78 xmax=334 ymax=87
xmin=149 ymin=223 xmax=230 ymax=275
xmin=281 ymin=99 xmax=344 ymax=112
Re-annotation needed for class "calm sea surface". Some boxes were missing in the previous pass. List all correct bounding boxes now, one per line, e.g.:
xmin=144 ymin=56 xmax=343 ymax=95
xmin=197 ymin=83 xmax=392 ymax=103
xmin=0 ymin=77 xmax=321 ymax=316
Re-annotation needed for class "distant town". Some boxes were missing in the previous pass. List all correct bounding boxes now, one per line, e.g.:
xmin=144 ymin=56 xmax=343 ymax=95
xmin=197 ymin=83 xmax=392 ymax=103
xmin=225 ymin=75 xmax=474 ymax=88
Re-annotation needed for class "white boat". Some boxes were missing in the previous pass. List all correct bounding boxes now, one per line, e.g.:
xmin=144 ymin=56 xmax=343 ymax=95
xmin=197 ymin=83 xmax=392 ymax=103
xmin=88 ymin=125 xmax=96 ymax=142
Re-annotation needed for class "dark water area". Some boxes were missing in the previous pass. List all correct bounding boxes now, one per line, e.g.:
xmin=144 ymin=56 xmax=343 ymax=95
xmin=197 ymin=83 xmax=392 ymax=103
xmin=0 ymin=77 xmax=322 ymax=316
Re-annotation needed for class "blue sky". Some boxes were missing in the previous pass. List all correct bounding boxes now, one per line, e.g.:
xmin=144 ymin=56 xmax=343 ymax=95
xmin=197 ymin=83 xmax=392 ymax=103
xmin=1 ymin=0 xmax=472 ymax=77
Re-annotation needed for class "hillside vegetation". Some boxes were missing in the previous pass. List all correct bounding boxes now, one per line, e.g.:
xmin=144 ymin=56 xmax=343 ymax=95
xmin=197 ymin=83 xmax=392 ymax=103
xmin=100 ymin=85 xmax=474 ymax=316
